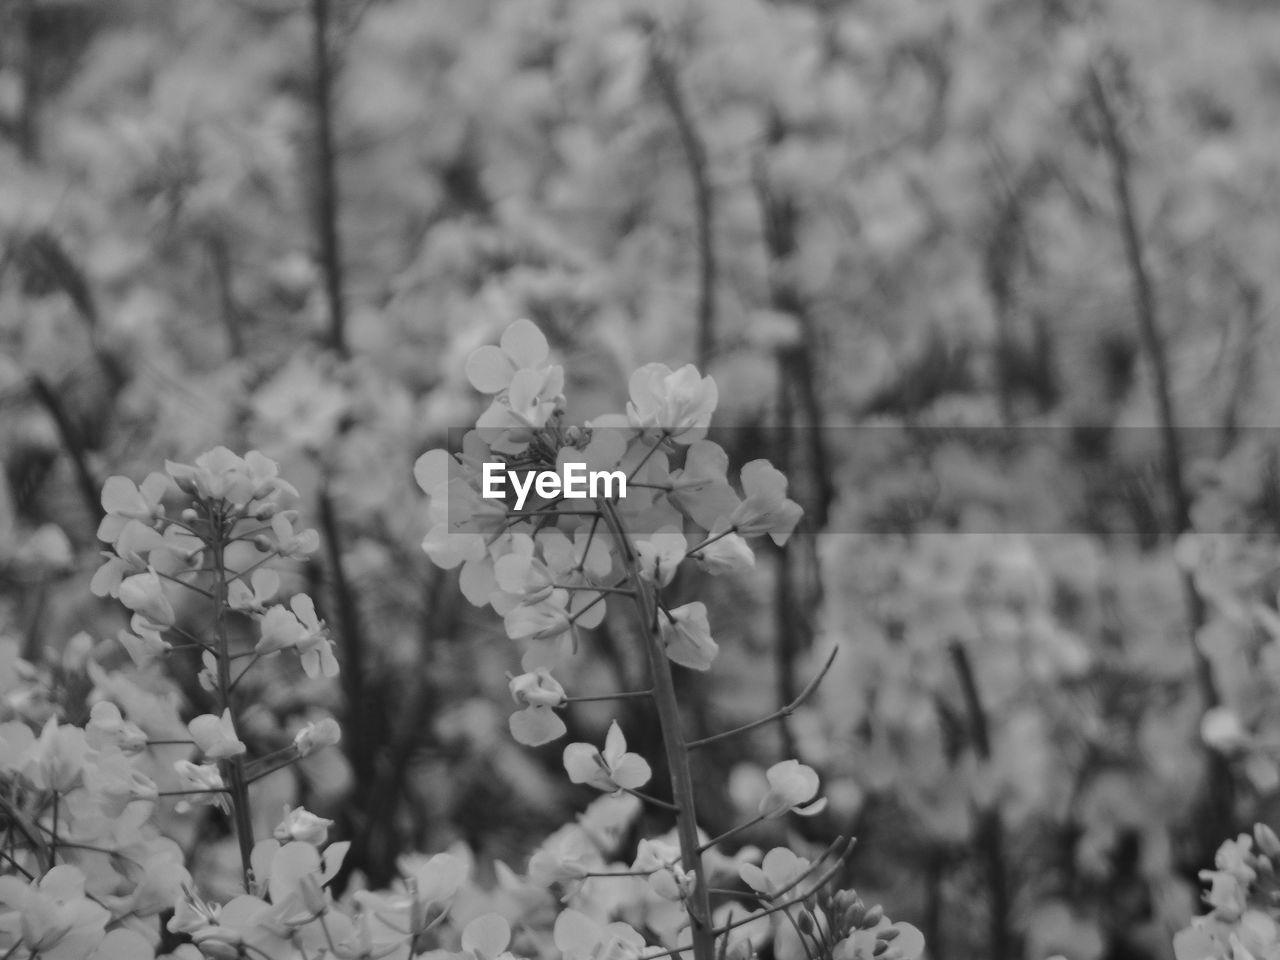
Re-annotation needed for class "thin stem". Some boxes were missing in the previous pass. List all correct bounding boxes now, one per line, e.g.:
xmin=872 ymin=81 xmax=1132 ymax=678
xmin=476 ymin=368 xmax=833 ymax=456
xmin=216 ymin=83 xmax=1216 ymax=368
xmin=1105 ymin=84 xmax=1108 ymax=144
xmin=155 ymin=570 xmax=216 ymax=599
xmin=639 ymin=844 xmax=853 ymax=960
xmin=684 ymin=527 xmax=737 ymax=561
xmin=211 ymin=507 xmax=257 ymax=890
xmin=599 ymin=499 xmax=715 ymax=960
xmin=649 ymin=39 xmax=717 ymax=368
xmin=687 ymin=646 xmax=837 ymax=750
xmin=620 ymin=786 xmax=680 ymax=812
xmin=554 ymin=584 xmax=635 ymax=596
xmin=698 ymin=815 xmax=766 ymax=853
xmin=562 ymin=689 xmax=654 ymax=704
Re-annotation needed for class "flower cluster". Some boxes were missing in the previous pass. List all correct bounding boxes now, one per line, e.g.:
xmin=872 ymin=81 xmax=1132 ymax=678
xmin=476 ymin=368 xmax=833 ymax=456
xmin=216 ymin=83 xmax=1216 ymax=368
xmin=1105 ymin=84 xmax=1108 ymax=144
xmin=415 ymin=319 xmax=802 ymax=743
xmin=1175 ymin=824 xmax=1280 ymax=960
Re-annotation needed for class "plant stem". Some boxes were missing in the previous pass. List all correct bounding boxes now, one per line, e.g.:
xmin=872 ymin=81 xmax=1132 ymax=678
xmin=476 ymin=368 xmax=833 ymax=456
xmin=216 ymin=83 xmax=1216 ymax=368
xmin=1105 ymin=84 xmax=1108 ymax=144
xmin=311 ymin=0 xmax=347 ymax=357
xmin=600 ymin=499 xmax=715 ymax=960
xmin=211 ymin=507 xmax=256 ymax=890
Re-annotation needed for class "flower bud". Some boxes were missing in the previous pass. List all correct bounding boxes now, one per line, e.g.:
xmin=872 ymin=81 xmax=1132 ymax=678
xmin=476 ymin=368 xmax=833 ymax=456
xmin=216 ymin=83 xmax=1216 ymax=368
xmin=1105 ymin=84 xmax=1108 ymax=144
xmin=1257 ymin=823 xmax=1280 ymax=859
xmin=860 ymin=905 xmax=884 ymax=929
xmin=878 ymin=927 xmax=900 ymax=942
xmin=796 ymin=910 xmax=814 ymax=935
xmin=253 ymin=534 xmax=274 ymax=553
xmin=181 ymin=508 xmax=198 ymax=524
xmin=845 ymin=902 xmax=866 ymax=929
xmin=872 ymin=941 xmax=889 ymax=958
xmin=255 ymin=502 xmax=278 ymax=521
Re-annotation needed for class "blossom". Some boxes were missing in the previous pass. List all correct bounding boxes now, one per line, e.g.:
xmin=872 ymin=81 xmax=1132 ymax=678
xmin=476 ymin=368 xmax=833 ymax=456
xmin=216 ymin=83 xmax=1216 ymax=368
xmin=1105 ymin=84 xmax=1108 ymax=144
xmin=85 ymin=701 xmax=147 ymax=753
xmin=635 ymin=527 xmax=688 ymax=587
xmin=0 ymin=865 xmax=109 ymax=960
xmin=563 ymin=721 xmax=651 ymax=794
xmin=117 ymin=569 xmax=175 ymax=628
xmin=504 ymin=590 xmax=574 ymax=643
xmin=660 ymin=602 xmax=718 ymax=671
xmin=1202 ymin=707 xmax=1251 ymax=754
xmin=730 ymin=460 xmax=804 ymax=545
xmin=626 ymin=362 xmax=718 ymax=444
xmin=228 ymin=569 xmax=281 ymax=612
xmin=669 ymin=440 xmax=742 ymax=530
xmin=690 ymin=525 xmax=755 ymax=576
xmin=117 ymin=623 xmax=170 ymax=667
xmin=740 ymin=847 xmax=811 ymax=897
xmin=275 ymin=805 xmax=334 ymax=845
xmin=256 ymin=594 xmax=337 ymax=677
xmin=467 ymin=320 xmax=566 ymax=437
xmin=758 ymin=760 xmax=826 ymax=818
xmin=508 ymin=669 xmax=568 ymax=746
xmin=25 ymin=718 xmax=87 ymax=793
xmin=466 ymin=318 xmax=556 ymax=394
xmin=188 ymin=709 xmax=247 ymax=760
xmin=98 ymin=472 xmax=169 ymax=544
xmin=294 ymin=717 xmax=342 ymax=756
xmin=554 ymin=909 xmax=645 ymax=960
xmin=270 ymin=512 xmax=319 ymax=558
xmin=173 ymin=760 xmax=227 ymax=812
xmin=165 ymin=447 xmax=256 ymax=503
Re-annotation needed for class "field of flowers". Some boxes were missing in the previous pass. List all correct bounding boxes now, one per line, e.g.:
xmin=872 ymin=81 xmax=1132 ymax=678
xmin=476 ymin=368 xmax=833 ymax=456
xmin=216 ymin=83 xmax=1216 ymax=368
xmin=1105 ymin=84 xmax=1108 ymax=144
xmin=4 ymin=2 xmax=1280 ymax=959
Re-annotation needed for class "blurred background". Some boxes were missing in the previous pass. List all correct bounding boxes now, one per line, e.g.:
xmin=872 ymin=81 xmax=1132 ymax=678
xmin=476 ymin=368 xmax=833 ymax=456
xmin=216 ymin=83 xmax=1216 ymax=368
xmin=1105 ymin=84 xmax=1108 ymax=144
xmin=3 ymin=1 xmax=1280 ymax=958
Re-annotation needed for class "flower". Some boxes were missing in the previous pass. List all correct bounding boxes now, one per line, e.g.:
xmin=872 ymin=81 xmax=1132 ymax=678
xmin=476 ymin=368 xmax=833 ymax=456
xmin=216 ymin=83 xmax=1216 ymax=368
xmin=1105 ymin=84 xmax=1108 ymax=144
xmin=635 ymin=527 xmax=688 ymax=587
xmin=274 ymin=805 xmax=334 ymax=845
xmin=1202 ymin=706 xmax=1251 ymax=754
xmin=730 ymin=460 xmax=803 ymax=546
xmin=758 ymin=760 xmax=826 ymax=818
xmin=117 ymin=569 xmax=175 ymax=628
xmin=172 ymin=760 xmax=227 ymax=812
xmin=563 ymin=721 xmax=651 ymax=794
xmin=188 ymin=709 xmax=247 ymax=760
xmin=294 ymin=717 xmax=342 ymax=756
xmin=116 ymin=623 xmax=170 ymax=667
xmin=0 ymin=865 xmax=109 ymax=960
xmin=98 ymin=472 xmax=169 ymax=544
xmin=626 ymin=363 xmax=718 ymax=444
xmin=740 ymin=847 xmax=811 ymax=897
xmin=660 ymin=602 xmax=718 ymax=671
xmin=228 ymin=569 xmax=281 ymax=612
xmin=509 ymin=669 xmax=568 ymax=746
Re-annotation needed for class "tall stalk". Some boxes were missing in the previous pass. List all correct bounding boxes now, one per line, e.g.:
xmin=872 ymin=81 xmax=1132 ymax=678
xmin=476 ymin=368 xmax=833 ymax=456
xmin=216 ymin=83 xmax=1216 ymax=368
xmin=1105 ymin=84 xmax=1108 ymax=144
xmin=208 ymin=505 xmax=256 ymax=890
xmin=600 ymin=499 xmax=715 ymax=960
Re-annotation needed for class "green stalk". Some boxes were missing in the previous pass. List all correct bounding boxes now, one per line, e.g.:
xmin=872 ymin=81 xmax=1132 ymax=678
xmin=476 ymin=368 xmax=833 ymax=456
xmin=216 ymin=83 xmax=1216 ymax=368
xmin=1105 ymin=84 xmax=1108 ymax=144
xmin=210 ymin=504 xmax=256 ymax=890
xmin=600 ymin=500 xmax=715 ymax=960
